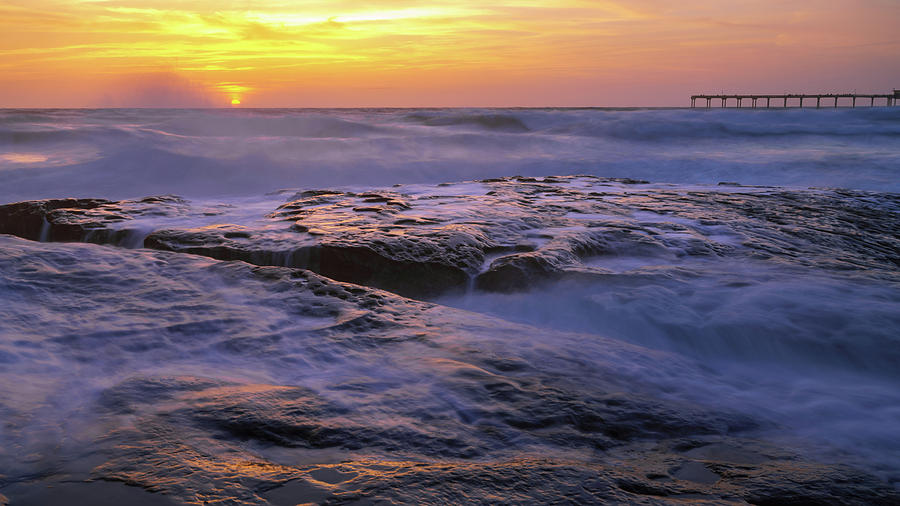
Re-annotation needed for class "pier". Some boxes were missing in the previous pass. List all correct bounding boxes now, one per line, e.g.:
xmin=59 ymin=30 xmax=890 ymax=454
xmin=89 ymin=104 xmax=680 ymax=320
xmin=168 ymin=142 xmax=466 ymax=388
xmin=690 ymin=90 xmax=899 ymax=108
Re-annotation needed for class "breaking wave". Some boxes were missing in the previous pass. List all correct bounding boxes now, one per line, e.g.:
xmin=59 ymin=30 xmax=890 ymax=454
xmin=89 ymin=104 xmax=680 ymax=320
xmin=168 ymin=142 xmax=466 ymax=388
xmin=1 ymin=107 xmax=899 ymax=202
xmin=1 ymin=108 xmax=899 ymax=503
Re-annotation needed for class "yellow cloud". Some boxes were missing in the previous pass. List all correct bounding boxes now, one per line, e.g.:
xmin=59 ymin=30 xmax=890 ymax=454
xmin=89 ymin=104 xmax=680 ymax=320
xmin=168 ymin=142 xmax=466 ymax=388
xmin=1 ymin=0 xmax=898 ymax=106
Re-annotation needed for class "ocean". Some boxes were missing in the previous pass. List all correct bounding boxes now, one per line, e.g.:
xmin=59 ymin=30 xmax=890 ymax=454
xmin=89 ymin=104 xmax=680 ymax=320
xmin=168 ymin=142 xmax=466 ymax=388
xmin=2 ymin=107 xmax=900 ymax=202
xmin=1 ymin=108 xmax=898 ymax=504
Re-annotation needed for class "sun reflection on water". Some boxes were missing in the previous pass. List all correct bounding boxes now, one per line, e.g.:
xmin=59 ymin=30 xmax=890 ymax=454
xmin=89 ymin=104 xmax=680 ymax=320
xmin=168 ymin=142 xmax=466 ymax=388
xmin=1 ymin=153 xmax=48 ymax=164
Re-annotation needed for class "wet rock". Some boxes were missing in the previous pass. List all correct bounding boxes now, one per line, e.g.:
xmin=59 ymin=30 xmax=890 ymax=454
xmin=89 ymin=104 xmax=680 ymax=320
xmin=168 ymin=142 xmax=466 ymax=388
xmin=1 ymin=236 xmax=897 ymax=505
xmin=0 ymin=195 xmax=187 ymax=244
xmin=125 ymin=188 xmax=506 ymax=297
xmin=0 ymin=481 xmax=176 ymax=506
xmin=98 ymin=376 xmax=227 ymax=415
xmin=224 ymin=452 xmax=900 ymax=505
xmin=0 ymin=198 xmax=114 ymax=241
xmin=89 ymin=373 xmax=899 ymax=505
xmin=3 ymin=176 xmax=898 ymax=299
xmin=143 ymin=228 xmax=474 ymax=299
xmin=672 ymin=461 xmax=720 ymax=484
xmin=475 ymin=252 xmax=566 ymax=291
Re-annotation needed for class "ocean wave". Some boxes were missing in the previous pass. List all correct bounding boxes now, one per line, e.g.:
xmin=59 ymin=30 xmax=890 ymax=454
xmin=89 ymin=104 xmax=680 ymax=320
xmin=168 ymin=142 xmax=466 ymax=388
xmin=151 ymin=111 xmax=388 ymax=138
xmin=0 ymin=125 xmax=136 ymax=146
xmin=2 ymin=176 xmax=899 ymax=491
xmin=404 ymin=111 xmax=531 ymax=132
xmin=1 ymin=108 xmax=898 ymax=203
xmin=532 ymin=108 xmax=900 ymax=140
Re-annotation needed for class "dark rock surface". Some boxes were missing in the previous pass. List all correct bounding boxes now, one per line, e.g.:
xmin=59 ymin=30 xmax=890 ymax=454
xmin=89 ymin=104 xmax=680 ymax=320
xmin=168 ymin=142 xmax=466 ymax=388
xmin=2 ymin=176 xmax=897 ymax=301
xmin=0 ymin=176 xmax=900 ymax=298
xmin=1 ymin=236 xmax=897 ymax=505
xmin=89 ymin=375 xmax=900 ymax=505
xmin=0 ymin=197 xmax=115 ymax=241
xmin=0 ymin=195 xmax=189 ymax=245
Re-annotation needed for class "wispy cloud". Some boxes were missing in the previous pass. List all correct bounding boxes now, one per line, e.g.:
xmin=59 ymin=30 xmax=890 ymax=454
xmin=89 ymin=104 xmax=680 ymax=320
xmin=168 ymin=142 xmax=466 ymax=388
xmin=1 ymin=0 xmax=898 ymax=106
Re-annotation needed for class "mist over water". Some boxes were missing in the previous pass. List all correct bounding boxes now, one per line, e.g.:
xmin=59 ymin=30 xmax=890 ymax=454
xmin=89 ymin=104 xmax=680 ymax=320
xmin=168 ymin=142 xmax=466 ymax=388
xmin=439 ymin=262 xmax=900 ymax=473
xmin=1 ymin=108 xmax=899 ymax=502
xmin=1 ymin=107 xmax=899 ymax=202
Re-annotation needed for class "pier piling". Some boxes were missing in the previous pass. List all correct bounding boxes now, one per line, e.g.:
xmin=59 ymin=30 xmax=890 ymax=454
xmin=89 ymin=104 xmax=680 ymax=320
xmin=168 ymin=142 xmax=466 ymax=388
xmin=690 ymin=90 xmax=899 ymax=108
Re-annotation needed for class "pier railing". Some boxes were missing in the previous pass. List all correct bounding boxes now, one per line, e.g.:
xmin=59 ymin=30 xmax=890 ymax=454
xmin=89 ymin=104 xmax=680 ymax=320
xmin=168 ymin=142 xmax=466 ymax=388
xmin=690 ymin=90 xmax=899 ymax=108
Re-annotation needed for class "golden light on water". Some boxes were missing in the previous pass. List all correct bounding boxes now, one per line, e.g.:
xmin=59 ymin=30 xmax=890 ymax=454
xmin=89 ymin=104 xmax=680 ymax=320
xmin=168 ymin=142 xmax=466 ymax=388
xmin=1 ymin=153 xmax=48 ymax=164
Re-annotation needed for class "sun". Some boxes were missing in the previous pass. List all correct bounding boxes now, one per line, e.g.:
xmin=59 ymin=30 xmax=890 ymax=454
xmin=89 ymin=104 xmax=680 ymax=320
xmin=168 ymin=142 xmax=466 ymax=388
xmin=230 ymin=98 xmax=241 ymax=106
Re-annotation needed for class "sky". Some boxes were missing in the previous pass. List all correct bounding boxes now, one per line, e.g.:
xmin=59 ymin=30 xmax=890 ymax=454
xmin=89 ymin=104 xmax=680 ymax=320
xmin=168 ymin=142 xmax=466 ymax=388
xmin=1 ymin=0 xmax=898 ymax=107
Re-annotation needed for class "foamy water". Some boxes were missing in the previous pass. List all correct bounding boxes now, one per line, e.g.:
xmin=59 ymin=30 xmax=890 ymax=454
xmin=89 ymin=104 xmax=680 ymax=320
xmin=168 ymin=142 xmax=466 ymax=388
xmin=2 ymin=107 xmax=899 ymax=203
xmin=1 ymin=108 xmax=899 ymax=503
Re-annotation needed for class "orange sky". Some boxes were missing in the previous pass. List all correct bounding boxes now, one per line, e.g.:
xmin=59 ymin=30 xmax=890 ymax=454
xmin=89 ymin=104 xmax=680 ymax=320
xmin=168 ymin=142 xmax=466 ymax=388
xmin=1 ymin=0 xmax=898 ymax=107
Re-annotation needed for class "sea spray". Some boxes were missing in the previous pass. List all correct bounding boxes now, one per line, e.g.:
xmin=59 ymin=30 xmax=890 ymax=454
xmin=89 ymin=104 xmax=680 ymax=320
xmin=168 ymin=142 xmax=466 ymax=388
xmin=1 ymin=109 xmax=899 ymax=503
xmin=2 ymin=108 xmax=899 ymax=203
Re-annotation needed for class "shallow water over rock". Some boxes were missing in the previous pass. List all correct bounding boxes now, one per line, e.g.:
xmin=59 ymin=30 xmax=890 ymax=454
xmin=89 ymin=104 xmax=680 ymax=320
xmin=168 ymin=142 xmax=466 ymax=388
xmin=1 ymin=175 xmax=899 ymax=504
xmin=3 ymin=176 xmax=897 ymax=298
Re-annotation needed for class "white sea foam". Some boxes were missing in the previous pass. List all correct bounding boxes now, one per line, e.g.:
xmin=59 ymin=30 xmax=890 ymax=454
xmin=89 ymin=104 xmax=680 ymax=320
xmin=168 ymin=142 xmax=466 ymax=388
xmin=438 ymin=260 xmax=900 ymax=475
xmin=1 ymin=107 xmax=898 ymax=203
xmin=1 ymin=109 xmax=899 ymax=495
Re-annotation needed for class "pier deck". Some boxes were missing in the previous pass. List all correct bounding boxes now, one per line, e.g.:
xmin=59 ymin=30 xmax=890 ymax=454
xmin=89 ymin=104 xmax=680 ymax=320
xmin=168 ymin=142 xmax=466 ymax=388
xmin=691 ymin=90 xmax=899 ymax=108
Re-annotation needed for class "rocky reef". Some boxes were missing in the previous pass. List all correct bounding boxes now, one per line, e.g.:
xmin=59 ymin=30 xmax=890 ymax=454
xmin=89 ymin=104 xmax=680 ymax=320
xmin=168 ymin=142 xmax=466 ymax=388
xmin=1 ymin=176 xmax=899 ymax=505
xmin=2 ymin=176 xmax=897 ymax=299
